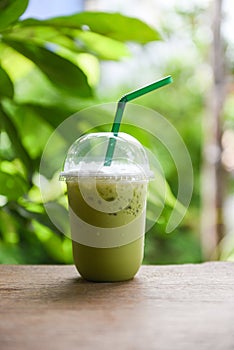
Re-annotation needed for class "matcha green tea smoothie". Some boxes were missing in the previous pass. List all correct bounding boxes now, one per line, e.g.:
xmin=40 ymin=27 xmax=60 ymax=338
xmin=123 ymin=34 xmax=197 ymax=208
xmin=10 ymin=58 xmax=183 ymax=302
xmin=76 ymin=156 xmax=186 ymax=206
xmin=67 ymin=178 xmax=148 ymax=282
xmin=60 ymin=132 xmax=153 ymax=282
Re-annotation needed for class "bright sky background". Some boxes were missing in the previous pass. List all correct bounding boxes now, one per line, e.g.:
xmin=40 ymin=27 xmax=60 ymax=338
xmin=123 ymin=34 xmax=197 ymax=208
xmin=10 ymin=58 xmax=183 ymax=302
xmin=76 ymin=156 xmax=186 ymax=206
xmin=22 ymin=0 xmax=84 ymax=19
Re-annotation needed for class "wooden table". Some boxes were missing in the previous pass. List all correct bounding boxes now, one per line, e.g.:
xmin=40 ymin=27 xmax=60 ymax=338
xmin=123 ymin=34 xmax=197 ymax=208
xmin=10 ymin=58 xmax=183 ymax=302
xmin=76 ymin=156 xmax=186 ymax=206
xmin=0 ymin=263 xmax=234 ymax=350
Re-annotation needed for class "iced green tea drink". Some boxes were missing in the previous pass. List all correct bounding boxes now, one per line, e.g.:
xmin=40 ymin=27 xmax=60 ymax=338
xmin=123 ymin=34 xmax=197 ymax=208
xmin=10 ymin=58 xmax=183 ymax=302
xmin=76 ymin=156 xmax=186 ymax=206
xmin=67 ymin=178 xmax=147 ymax=281
xmin=60 ymin=132 xmax=153 ymax=282
xmin=60 ymin=77 xmax=173 ymax=282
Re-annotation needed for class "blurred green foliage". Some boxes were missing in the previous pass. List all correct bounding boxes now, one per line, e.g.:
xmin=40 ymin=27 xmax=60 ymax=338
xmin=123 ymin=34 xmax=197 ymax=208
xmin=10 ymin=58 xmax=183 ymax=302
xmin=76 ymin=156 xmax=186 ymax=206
xmin=1 ymin=1 xmax=233 ymax=265
xmin=0 ymin=0 xmax=165 ymax=264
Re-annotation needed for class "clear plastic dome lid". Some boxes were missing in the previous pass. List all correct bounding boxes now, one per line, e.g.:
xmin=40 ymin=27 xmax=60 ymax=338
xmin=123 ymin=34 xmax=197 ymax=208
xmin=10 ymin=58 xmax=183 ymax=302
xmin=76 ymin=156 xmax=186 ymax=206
xmin=60 ymin=132 xmax=154 ymax=182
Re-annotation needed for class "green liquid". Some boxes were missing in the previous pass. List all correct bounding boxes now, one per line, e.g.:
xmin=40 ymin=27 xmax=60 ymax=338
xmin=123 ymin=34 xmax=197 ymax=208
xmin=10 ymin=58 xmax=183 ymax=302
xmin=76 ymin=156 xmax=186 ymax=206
xmin=67 ymin=180 xmax=147 ymax=282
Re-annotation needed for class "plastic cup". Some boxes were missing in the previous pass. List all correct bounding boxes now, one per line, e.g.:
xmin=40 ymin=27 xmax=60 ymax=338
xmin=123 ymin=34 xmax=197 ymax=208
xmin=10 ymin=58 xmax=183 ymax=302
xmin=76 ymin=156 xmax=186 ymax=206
xmin=60 ymin=132 xmax=153 ymax=282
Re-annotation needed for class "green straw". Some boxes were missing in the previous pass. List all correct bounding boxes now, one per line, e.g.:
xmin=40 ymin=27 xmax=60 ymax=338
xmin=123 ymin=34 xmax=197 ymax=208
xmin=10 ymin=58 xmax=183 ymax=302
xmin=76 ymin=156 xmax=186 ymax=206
xmin=104 ymin=75 xmax=173 ymax=166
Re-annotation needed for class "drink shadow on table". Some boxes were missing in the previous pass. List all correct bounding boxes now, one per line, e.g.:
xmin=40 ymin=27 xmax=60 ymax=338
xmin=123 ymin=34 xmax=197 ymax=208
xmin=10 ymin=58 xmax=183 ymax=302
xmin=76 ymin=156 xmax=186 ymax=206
xmin=27 ymin=269 xmax=146 ymax=309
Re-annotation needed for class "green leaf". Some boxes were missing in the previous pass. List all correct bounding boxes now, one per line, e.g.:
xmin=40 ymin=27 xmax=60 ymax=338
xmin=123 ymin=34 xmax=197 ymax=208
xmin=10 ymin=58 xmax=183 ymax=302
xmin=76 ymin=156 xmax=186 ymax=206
xmin=7 ymin=102 xmax=71 ymax=129
xmin=2 ymin=100 xmax=53 ymax=159
xmin=0 ymin=242 xmax=25 ymax=264
xmin=0 ymin=104 xmax=34 ymax=180
xmin=3 ymin=38 xmax=93 ymax=97
xmin=16 ymin=203 xmax=65 ymax=236
xmin=0 ymin=0 xmax=29 ymax=31
xmin=5 ymin=25 xmax=130 ymax=60
xmin=3 ymin=25 xmax=84 ymax=52
xmin=0 ymin=170 xmax=28 ymax=200
xmin=0 ymin=66 xmax=14 ymax=98
xmin=19 ymin=12 xmax=161 ymax=44
xmin=71 ymin=30 xmax=130 ymax=60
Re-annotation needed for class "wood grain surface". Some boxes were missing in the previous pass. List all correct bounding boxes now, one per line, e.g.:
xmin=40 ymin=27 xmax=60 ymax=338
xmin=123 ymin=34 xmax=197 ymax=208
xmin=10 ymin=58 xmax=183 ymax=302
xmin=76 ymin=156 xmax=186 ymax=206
xmin=0 ymin=263 xmax=234 ymax=350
